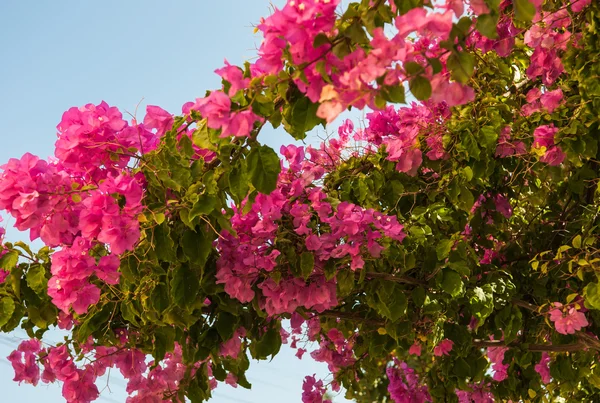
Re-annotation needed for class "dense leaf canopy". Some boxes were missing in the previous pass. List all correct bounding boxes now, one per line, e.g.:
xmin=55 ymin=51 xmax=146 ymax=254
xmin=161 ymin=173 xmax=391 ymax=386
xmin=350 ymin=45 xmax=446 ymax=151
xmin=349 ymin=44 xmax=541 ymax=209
xmin=1 ymin=0 xmax=600 ymax=402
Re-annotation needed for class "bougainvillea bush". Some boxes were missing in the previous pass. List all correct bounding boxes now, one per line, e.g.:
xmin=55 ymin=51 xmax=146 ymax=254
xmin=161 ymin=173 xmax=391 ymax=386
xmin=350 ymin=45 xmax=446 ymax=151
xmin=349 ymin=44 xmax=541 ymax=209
xmin=1 ymin=0 xmax=599 ymax=401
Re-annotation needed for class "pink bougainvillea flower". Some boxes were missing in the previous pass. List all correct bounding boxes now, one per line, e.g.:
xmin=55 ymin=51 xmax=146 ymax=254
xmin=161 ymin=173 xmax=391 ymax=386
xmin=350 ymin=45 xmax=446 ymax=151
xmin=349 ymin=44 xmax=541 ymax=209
xmin=549 ymin=303 xmax=589 ymax=334
xmin=215 ymin=59 xmax=250 ymax=97
xmin=387 ymin=360 xmax=432 ymax=402
xmin=408 ymin=342 xmax=422 ymax=356
xmin=302 ymin=375 xmax=331 ymax=403
xmin=571 ymin=0 xmax=592 ymax=13
xmin=317 ymin=85 xmax=344 ymax=123
xmin=494 ymin=194 xmax=512 ymax=219
xmin=540 ymin=88 xmax=563 ymax=113
xmin=191 ymin=91 xmax=231 ymax=130
xmin=533 ymin=124 xmax=565 ymax=166
xmin=488 ymin=345 xmax=509 ymax=381
xmin=535 ymin=352 xmax=552 ymax=384
xmin=433 ymin=339 xmax=454 ymax=356
xmin=143 ymin=105 xmax=173 ymax=137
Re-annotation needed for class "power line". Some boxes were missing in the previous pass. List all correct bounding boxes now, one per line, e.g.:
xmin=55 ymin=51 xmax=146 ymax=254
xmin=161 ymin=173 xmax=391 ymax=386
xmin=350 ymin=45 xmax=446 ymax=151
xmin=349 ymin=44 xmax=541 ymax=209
xmin=212 ymin=391 xmax=256 ymax=403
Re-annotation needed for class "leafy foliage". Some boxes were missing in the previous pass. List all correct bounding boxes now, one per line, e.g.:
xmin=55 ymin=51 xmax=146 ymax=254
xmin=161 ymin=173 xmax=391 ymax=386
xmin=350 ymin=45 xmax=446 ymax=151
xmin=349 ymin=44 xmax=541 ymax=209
xmin=0 ymin=0 xmax=599 ymax=402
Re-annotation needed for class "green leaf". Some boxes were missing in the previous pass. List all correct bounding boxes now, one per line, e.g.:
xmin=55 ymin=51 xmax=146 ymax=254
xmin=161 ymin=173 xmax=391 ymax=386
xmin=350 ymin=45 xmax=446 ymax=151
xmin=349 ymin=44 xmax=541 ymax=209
xmin=451 ymin=17 xmax=473 ymax=40
xmin=27 ymin=302 xmax=56 ymax=329
xmin=247 ymin=145 xmax=281 ymax=194
xmin=192 ymin=125 xmax=216 ymax=151
xmin=170 ymin=264 xmax=200 ymax=309
xmin=458 ymin=186 xmax=475 ymax=212
xmin=153 ymin=326 xmax=176 ymax=362
xmin=377 ymin=287 xmax=408 ymax=322
xmin=216 ymin=312 xmax=238 ymax=341
xmin=228 ymin=162 xmax=249 ymax=203
xmin=153 ymin=224 xmax=176 ymax=262
xmin=572 ymin=235 xmax=582 ymax=249
xmin=187 ymin=365 xmax=211 ymax=402
xmin=300 ymin=252 xmax=315 ymax=280
xmin=0 ymin=297 xmax=15 ymax=328
xmin=153 ymin=212 xmax=166 ymax=225
xmin=181 ymin=229 xmax=213 ymax=268
xmin=211 ymin=363 xmax=227 ymax=382
xmin=337 ymin=270 xmax=355 ymax=297
xmin=427 ymin=57 xmax=443 ymax=75
xmin=120 ymin=301 xmax=141 ymax=327
xmin=151 ymin=283 xmax=170 ymax=313
xmin=454 ymin=358 xmax=471 ymax=378
xmin=476 ymin=14 xmax=499 ymax=39
xmin=436 ymin=239 xmax=454 ymax=260
xmin=75 ymin=302 xmax=115 ymax=341
xmin=283 ymin=96 xmax=323 ymax=140
xmin=252 ymin=326 xmax=282 ymax=360
xmin=479 ymin=126 xmax=498 ymax=149
xmin=440 ymin=269 xmax=464 ymax=297
xmin=584 ymin=283 xmax=600 ymax=310
xmin=448 ymin=255 xmax=471 ymax=276
xmin=412 ymin=287 xmax=426 ymax=307
xmin=179 ymin=135 xmax=195 ymax=158
xmin=514 ymin=0 xmax=536 ymax=22
xmin=10 ymin=265 xmax=21 ymax=300
xmin=345 ymin=22 xmax=370 ymax=44
xmin=494 ymin=305 xmax=522 ymax=343
xmin=461 ymin=131 xmax=481 ymax=160
xmin=381 ymin=85 xmax=406 ymax=104
xmin=235 ymin=372 xmax=252 ymax=389
xmin=447 ymin=52 xmax=475 ymax=84
xmin=404 ymin=61 xmax=424 ymax=75
xmin=26 ymin=264 xmax=47 ymax=295
xmin=313 ymin=32 xmax=330 ymax=48
xmin=469 ymin=286 xmax=494 ymax=325
xmin=409 ymin=76 xmax=432 ymax=101
xmin=189 ymin=194 xmax=217 ymax=222
xmin=0 ymin=250 xmax=18 ymax=271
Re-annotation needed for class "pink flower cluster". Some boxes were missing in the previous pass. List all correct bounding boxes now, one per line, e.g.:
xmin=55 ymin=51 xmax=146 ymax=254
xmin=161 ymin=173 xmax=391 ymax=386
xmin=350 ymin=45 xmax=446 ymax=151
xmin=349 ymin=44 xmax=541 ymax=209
xmin=7 ymin=339 xmax=42 ymax=386
xmin=0 ymin=102 xmax=169 ymax=314
xmin=217 ymin=141 xmax=406 ymax=315
xmin=8 ymin=336 xmax=209 ymax=403
xmin=56 ymin=101 xmax=159 ymax=179
xmin=534 ymin=352 xmax=551 ymax=384
xmin=386 ymin=360 xmax=431 ymax=403
xmin=220 ymin=328 xmax=247 ymax=359
xmin=433 ymin=339 xmax=454 ymax=357
xmin=524 ymin=9 xmax=572 ymax=86
xmin=549 ymin=302 xmax=589 ymax=335
xmin=184 ymin=90 xmax=264 ymax=138
xmin=365 ymin=103 xmax=450 ymax=176
xmin=0 ymin=153 xmax=76 ymax=244
xmin=487 ymin=344 xmax=509 ymax=382
xmin=302 ymin=375 xmax=331 ymax=403
xmin=255 ymin=0 xmax=339 ymax=75
xmin=456 ymin=382 xmax=494 ymax=403
xmin=495 ymin=127 xmax=526 ymax=158
xmin=532 ymin=124 xmax=565 ymax=166
xmin=408 ymin=342 xmax=422 ymax=356
xmin=252 ymin=0 xmax=477 ymax=125
xmin=310 ymin=328 xmax=356 ymax=374
xmin=469 ymin=11 xmax=519 ymax=58
xmin=8 ymin=341 xmax=101 ymax=403
xmin=43 ymin=171 xmax=144 ymax=314
xmin=522 ymin=88 xmax=564 ymax=116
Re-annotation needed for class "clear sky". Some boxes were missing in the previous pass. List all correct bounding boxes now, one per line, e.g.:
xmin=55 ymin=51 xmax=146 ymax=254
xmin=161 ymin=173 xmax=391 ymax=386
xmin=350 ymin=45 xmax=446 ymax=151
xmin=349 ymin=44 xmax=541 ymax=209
xmin=0 ymin=1 xmax=355 ymax=402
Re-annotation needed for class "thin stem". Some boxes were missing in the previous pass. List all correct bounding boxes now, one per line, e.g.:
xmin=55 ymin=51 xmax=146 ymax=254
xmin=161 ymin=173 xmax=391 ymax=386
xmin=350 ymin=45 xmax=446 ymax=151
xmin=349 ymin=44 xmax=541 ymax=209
xmin=473 ymin=339 xmax=587 ymax=352
xmin=362 ymin=271 xmax=428 ymax=287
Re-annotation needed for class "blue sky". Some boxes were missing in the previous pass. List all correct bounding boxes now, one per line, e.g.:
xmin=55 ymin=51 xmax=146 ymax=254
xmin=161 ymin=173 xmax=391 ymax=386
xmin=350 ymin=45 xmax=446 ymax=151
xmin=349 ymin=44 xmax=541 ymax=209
xmin=0 ymin=1 xmax=355 ymax=402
